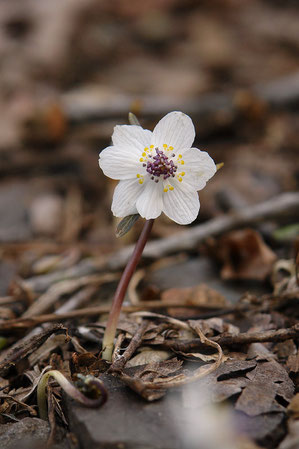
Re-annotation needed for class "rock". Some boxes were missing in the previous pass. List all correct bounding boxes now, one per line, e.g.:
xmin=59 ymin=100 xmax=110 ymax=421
xmin=0 ymin=417 xmax=69 ymax=449
xmin=66 ymin=373 xmax=283 ymax=449
xmin=147 ymin=257 xmax=268 ymax=304
xmin=66 ymin=374 xmax=183 ymax=449
xmin=0 ymin=417 xmax=50 ymax=449
xmin=236 ymin=412 xmax=286 ymax=448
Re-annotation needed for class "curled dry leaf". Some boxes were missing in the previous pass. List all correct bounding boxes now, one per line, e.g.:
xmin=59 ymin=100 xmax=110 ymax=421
xmin=119 ymin=319 xmax=223 ymax=398
xmin=217 ymin=228 xmax=277 ymax=281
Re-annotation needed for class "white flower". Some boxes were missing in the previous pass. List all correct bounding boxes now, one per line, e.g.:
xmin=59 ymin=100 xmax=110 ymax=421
xmin=99 ymin=111 xmax=216 ymax=225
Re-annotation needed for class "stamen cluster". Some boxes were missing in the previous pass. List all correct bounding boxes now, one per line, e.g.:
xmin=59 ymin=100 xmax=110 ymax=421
xmin=146 ymin=148 xmax=177 ymax=181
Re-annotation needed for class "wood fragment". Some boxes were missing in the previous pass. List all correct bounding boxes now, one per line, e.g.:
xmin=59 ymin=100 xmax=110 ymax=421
xmin=0 ymin=324 xmax=67 ymax=377
xmin=62 ymin=71 xmax=299 ymax=124
xmin=108 ymin=192 xmax=299 ymax=268
xmin=0 ymin=301 xmax=227 ymax=333
xmin=109 ymin=321 xmax=149 ymax=373
xmin=162 ymin=323 xmax=299 ymax=351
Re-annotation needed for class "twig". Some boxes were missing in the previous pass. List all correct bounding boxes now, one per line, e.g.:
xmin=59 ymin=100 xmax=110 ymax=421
xmin=63 ymin=71 xmax=299 ymax=123
xmin=0 ymin=302 xmax=231 ymax=333
xmin=108 ymin=192 xmax=299 ymax=267
xmin=162 ymin=323 xmax=299 ymax=351
xmin=213 ymin=323 xmax=299 ymax=346
xmin=109 ymin=321 xmax=149 ymax=373
xmin=23 ymin=273 xmax=118 ymax=318
xmin=0 ymin=297 xmax=16 ymax=306
xmin=0 ymin=324 xmax=66 ymax=377
xmin=120 ymin=320 xmax=223 ymax=392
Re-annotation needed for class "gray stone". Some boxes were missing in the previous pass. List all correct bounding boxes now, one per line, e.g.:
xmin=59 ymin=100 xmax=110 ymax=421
xmin=66 ymin=373 xmax=285 ymax=449
xmin=66 ymin=374 xmax=182 ymax=449
xmin=147 ymin=257 xmax=268 ymax=304
xmin=236 ymin=412 xmax=286 ymax=448
xmin=0 ymin=417 xmax=50 ymax=449
xmin=0 ymin=417 xmax=69 ymax=449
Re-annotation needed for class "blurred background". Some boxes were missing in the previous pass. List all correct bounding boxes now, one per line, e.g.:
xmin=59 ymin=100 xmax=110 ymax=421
xmin=0 ymin=0 xmax=299 ymax=291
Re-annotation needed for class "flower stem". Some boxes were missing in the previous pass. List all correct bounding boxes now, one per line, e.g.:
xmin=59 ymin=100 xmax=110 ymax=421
xmin=37 ymin=370 xmax=108 ymax=420
xmin=102 ymin=219 xmax=154 ymax=361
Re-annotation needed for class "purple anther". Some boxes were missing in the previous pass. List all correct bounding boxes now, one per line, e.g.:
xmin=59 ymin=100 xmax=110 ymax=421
xmin=144 ymin=147 xmax=178 ymax=183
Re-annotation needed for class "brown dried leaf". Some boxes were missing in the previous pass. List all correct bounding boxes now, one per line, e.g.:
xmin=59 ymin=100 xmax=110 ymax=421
xmin=218 ymin=228 xmax=277 ymax=281
xmin=121 ymin=358 xmax=183 ymax=401
xmin=236 ymin=360 xmax=294 ymax=416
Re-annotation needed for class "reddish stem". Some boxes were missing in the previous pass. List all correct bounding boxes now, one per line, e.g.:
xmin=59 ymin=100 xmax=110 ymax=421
xmin=102 ymin=219 xmax=154 ymax=360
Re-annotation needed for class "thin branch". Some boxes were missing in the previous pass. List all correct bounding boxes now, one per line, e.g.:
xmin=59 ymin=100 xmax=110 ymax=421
xmin=63 ymin=71 xmax=299 ymax=123
xmin=109 ymin=321 xmax=149 ymax=373
xmin=162 ymin=323 xmax=299 ymax=351
xmin=108 ymin=192 xmax=299 ymax=268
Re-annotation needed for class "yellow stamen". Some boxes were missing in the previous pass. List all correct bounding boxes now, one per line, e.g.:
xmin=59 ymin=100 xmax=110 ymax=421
xmin=178 ymin=154 xmax=182 ymax=159
xmin=139 ymin=158 xmax=144 ymax=162
xmin=181 ymin=172 xmax=185 ymax=176
xmin=144 ymin=147 xmax=148 ymax=151
xmin=150 ymin=145 xmax=154 ymax=149
xmin=178 ymin=177 xmax=182 ymax=182
xmin=169 ymin=185 xmax=174 ymax=191
xmin=163 ymin=144 xmax=167 ymax=148
xmin=142 ymin=152 xmax=146 ymax=157
xmin=181 ymin=160 xmax=184 ymax=165
xmin=136 ymin=174 xmax=141 ymax=178
xmin=139 ymin=179 xmax=144 ymax=184
xmin=169 ymin=146 xmax=173 ymax=150
xmin=163 ymin=187 xmax=168 ymax=192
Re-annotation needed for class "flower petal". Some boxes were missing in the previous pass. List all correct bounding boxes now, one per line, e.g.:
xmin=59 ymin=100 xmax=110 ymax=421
xmin=183 ymin=148 xmax=216 ymax=190
xmin=136 ymin=180 xmax=163 ymax=219
xmin=99 ymin=146 xmax=138 ymax=180
xmin=111 ymin=179 xmax=141 ymax=217
xmin=112 ymin=125 xmax=152 ymax=155
xmin=162 ymin=179 xmax=200 ymax=225
xmin=152 ymin=111 xmax=195 ymax=152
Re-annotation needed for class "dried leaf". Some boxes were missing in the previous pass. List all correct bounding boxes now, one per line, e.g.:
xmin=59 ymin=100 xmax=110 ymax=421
xmin=126 ymin=347 xmax=172 ymax=367
xmin=236 ymin=360 xmax=294 ymax=416
xmin=218 ymin=228 xmax=277 ymax=280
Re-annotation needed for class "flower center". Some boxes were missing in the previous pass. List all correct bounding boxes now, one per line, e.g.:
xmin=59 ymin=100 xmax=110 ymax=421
xmin=137 ymin=145 xmax=185 ymax=186
xmin=146 ymin=148 xmax=177 ymax=181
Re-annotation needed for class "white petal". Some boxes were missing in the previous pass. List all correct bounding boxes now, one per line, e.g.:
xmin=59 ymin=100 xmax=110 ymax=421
xmin=162 ymin=180 xmax=200 ymax=225
xmin=136 ymin=180 xmax=163 ymax=219
xmin=183 ymin=148 xmax=216 ymax=190
xmin=99 ymin=145 xmax=138 ymax=180
xmin=111 ymin=179 xmax=141 ymax=217
xmin=112 ymin=125 xmax=152 ymax=155
xmin=152 ymin=111 xmax=195 ymax=152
